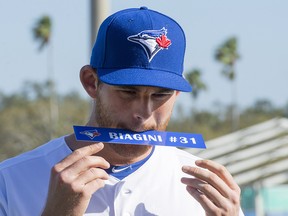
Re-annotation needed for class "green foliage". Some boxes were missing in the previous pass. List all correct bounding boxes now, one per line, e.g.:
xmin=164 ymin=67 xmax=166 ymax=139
xmin=32 ymin=15 xmax=52 ymax=51
xmin=186 ymin=69 xmax=207 ymax=100
xmin=0 ymin=81 xmax=286 ymax=161
xmin=0 ymin=81 xmax=89 ymax=161
xmin=240 ymin=99 xmax=284 ymax=128
xmin=168 ymin=99 xmax=285 ymax=141
xmin=215 ymin=37 xmax=240 ymax=81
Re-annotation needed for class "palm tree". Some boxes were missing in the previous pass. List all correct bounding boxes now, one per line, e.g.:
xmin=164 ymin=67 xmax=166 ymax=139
xmin=186 ymin=69 xmax=207 ymax=101
xmin=215 ymin=37 xmax=240 ymax=131
xmin=186 ymin=69 xmax=207 ymax=125
xmin=32 ymin=15 xmax=58 ymax=139
xmin=33 ymin=16 xmax=51 ymax=51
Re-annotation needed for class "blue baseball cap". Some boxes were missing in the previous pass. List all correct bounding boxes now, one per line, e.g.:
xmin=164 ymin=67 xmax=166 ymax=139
xmin=90 ymin=6 xmax=192 ymax=92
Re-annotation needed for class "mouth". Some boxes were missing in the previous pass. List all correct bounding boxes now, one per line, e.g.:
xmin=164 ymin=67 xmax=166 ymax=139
xmin=112 ymin=124 xmax=157 ymax=133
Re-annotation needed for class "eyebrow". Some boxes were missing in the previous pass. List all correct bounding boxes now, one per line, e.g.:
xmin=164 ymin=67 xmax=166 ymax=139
xmin=115 ymin=86 xmax=174 ymax=93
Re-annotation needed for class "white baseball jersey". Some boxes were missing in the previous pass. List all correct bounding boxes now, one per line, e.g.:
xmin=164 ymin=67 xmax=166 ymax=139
xmin=0 ymin=136 xmax=244 ymax=216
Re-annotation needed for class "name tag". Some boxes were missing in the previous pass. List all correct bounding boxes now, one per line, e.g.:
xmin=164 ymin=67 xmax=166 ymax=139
xmin=73 ymin=126 xmax=206 ymax=149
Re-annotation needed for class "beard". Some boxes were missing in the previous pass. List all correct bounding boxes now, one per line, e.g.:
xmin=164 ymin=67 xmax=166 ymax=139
xmin=95 ymin=93 xmax=170 ymax=159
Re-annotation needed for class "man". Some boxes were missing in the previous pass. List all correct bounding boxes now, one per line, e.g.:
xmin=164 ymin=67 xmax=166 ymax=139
xmin=0 ymin=7 xmax=243 ymax=216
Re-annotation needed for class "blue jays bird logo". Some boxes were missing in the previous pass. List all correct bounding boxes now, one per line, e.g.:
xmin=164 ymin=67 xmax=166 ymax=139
xmin=80 ymin=129 xmax=101 ymax=139
xmin=127 ymin=27 xmax=171 ymax=62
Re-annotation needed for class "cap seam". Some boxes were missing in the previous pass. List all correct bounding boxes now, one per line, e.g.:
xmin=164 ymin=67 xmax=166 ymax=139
xmin=148 ymin=8 xmax=187 ymax=64
xmin=103 ymin=9 xmax=141 ymax=67
xmin=143 ymin=10 xmax=153 ymax=68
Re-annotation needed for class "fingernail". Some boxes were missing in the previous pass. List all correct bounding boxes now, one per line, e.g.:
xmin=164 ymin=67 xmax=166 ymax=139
xmin=96 ymin=142 xmax=104 ymax=148
xmin=182 ymin=166 xmax=189 ymax=173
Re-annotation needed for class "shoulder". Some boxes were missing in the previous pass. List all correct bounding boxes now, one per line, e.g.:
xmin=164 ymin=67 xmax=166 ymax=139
xmin=0 ymin=136 xmax=70 ymax=172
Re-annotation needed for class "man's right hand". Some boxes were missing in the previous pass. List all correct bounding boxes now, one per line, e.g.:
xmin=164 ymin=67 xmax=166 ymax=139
xmin=42 ymin=142 xmax=110 ymax=216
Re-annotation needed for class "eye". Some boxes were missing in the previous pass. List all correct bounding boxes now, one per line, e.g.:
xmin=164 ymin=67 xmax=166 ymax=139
xmin=142 ymin=34 xmax=153 ymax=39
xmin=152 ymin=92 xmax=173 ymax=99
xmin=122 ymin=90 xmax=136 ymax=94
xmin=118 ymin=89 xmax=137 ymax=98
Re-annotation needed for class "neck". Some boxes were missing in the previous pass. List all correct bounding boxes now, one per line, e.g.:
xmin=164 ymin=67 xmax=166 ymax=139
xmin=97 ymin=143 xmax=153 ymax=165
xmin=65 ymin=134 xmax=153 ymax=166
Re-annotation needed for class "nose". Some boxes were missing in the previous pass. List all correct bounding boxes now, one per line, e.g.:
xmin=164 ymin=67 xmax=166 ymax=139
xmin=133 ymin=97 xmax=153 ymax=121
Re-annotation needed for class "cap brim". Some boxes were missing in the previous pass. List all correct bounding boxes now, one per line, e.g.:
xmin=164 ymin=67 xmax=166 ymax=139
xmin=97 ymin=68 xmax=192 ymax=92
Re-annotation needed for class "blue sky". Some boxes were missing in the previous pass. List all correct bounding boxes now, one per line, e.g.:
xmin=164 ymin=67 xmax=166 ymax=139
xmin=1 ymin=0 xmax=288 ymax=111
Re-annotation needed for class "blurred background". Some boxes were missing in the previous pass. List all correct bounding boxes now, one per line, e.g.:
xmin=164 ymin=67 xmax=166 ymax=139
xmin=1 ymin=0 xmax=288 ymax=215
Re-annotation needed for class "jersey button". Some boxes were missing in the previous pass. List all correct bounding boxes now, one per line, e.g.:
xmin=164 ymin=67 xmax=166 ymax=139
xmin=124 ymin=188 xmax=132 ymax=194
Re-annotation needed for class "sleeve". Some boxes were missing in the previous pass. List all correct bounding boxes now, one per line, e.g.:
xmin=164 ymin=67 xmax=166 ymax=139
xmin=0 ymin=172 xmax=8 ymax=216
xmin=239 ymin=208 xmax=245 ymax=216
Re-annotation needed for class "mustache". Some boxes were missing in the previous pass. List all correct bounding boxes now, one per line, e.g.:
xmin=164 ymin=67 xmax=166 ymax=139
xmin=113 ymin=123 xmax=159 ymax=132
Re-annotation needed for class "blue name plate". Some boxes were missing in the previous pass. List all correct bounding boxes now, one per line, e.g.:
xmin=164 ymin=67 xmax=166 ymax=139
xmin=73 ymin=126 xmax=206 ymax=149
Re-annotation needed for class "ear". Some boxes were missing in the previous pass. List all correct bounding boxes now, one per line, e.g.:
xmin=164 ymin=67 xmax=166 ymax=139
xmin=79 ymin=65 xmax=99 ymax=98
xmin=175 ymin=91 xmax=181 ymax=97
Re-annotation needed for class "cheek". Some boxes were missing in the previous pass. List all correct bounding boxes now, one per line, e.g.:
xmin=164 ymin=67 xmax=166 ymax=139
xmin=154 ymin=102 xmax=174 ymax=123
xmin=105 ymin=98 xmax=132 ymax=119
